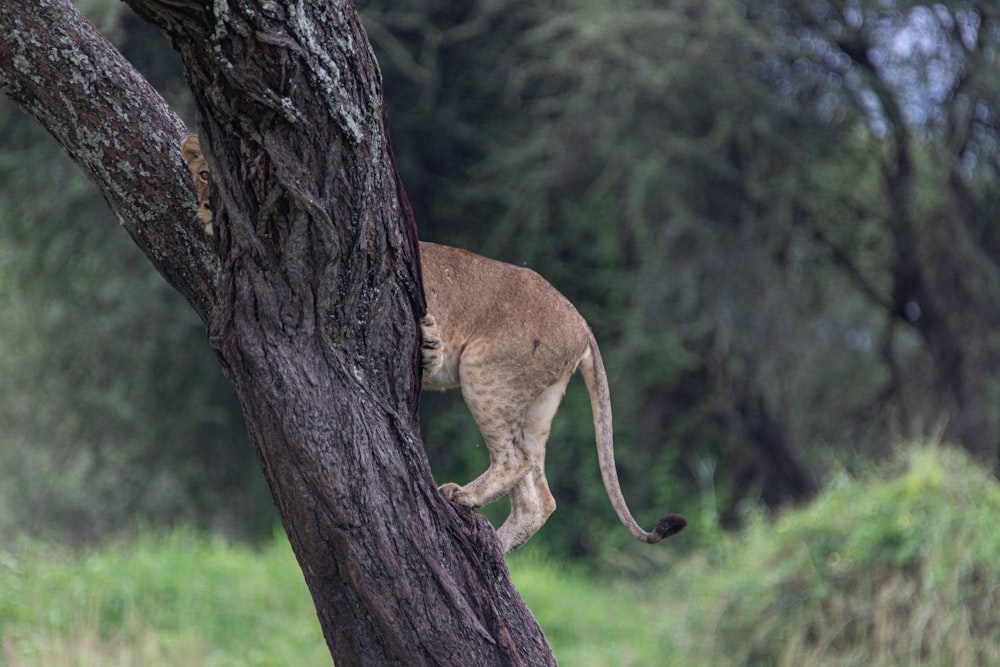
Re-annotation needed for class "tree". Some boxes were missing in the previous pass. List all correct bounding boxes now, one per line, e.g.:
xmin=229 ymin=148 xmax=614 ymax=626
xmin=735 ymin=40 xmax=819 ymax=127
xmin=760 ymin=0 xmax=1000 ymax=469
xmin=0 ymin=0 xmax=556 ymax=663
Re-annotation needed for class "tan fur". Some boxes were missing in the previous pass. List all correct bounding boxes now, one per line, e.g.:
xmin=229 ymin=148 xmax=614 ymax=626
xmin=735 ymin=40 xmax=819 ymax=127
xmin=180 ymin=135 xmax=215 ymax=236
xmin=180 ymin=135 xmax=686 ymax=553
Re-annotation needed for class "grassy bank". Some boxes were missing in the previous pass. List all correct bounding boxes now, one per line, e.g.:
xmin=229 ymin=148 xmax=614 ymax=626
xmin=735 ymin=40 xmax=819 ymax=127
xmin=669 ymin=446 xmax=1000 ymax=666
xmin=2 ymin=446 xmax=998 ymax=666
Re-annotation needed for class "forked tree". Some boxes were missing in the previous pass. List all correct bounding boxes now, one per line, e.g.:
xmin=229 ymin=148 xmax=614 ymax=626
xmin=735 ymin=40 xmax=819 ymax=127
xmin=0 ymin=0 xmax=557 ymax=663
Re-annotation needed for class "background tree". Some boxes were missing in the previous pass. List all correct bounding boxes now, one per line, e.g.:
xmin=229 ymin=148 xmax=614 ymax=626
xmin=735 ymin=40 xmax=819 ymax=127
xmin=771 ymin=0 xmax=1000 ymax=468
xmin=0 ymin=0 xmax=557 ymax=663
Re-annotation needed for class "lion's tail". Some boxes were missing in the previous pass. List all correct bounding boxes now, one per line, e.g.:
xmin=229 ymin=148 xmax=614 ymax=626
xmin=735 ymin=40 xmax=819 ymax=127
xmin=579 ymin=332 xmax=687 ymax=544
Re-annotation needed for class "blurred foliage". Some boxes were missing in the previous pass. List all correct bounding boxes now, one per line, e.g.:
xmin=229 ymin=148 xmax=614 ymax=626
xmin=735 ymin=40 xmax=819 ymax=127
xmin=0 ymin=0 xmax=270 ymax=542
xmin=1 ymin=0 xmax=999 ymax=561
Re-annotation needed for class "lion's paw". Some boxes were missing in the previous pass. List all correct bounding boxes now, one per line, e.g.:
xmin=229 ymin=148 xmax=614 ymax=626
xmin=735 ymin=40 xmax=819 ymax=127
xmin=420 ymin=315 xmax=443 ymax=373
xmin=439 ymin=482 xmax=478 ymax=508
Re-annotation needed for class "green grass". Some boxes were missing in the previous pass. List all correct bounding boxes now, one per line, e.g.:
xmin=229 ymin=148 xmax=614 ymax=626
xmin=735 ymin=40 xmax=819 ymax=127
xmin=0 ymin=531 xmax=328 ymax=666
xmin=3 ymin=445 xmax=999 ymax=666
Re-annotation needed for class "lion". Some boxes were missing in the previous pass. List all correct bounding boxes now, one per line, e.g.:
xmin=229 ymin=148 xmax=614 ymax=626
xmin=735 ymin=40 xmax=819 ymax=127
xmin=180 ymin=135 xmax=686 ymax=553
xmin=180 ymin=135 xmax=214 ymax=235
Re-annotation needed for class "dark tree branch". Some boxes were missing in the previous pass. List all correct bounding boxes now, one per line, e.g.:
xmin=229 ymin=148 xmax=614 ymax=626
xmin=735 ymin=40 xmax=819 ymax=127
xmin=799 ymin=218 xmax=895 ymax=315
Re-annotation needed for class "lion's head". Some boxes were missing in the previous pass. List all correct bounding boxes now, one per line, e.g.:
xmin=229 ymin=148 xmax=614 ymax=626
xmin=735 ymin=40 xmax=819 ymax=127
xmin=180 ymin=134 xmax=214 ymax=235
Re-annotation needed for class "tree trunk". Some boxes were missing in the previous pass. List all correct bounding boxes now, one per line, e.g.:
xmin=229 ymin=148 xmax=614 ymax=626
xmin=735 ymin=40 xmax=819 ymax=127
xmin=0 ymin=1 xmax=556 ymax=664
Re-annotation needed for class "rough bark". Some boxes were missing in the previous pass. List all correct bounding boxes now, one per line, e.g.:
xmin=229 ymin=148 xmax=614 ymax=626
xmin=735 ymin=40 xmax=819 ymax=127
xmin=0 ymin=0 xmax=556 ymax=664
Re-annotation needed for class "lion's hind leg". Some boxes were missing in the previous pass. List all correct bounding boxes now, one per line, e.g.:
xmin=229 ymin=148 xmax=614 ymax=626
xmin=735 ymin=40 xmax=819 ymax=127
xmin=498 ymin=466 xmax=556 ymax=552
xmin=438 ymin=347 xmax=544 ymax=515
xmin=438 ymin=376 xmax=532 ymax=510
xmin=495 ymin=378 xmax=566 ymax=552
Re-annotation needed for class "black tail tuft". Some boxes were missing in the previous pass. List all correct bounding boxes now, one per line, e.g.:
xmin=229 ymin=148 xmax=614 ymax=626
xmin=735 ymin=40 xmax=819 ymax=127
xmin=653 ymin=513 xmax=687 ymax=541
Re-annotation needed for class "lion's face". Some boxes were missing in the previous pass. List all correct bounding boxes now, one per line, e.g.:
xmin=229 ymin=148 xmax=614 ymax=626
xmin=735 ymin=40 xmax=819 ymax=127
xmin=180 ymin=135 xmax=214 ymax=233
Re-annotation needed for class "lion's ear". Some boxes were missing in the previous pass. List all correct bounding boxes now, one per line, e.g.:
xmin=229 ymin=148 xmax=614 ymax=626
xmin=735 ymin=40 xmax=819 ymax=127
xmin=180 ymin=134 xmax=202 ymax=164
